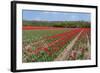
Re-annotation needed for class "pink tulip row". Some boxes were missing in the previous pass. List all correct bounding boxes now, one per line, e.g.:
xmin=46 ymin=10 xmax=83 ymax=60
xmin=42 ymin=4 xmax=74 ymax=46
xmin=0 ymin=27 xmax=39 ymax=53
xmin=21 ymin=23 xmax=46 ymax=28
xmin=68 ymin=28 xmax=91 ymax=60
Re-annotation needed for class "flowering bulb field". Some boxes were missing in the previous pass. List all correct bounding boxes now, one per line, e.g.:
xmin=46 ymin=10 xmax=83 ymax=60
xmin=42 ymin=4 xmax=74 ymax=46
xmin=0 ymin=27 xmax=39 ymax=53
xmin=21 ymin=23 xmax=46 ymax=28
xmin=22 ymin=27 xmax=91 ymax=62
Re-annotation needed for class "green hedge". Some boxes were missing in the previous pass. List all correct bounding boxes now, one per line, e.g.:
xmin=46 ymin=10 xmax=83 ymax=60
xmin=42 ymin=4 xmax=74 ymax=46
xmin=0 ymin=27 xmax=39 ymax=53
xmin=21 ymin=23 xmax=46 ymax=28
xmin=23 ymin=20 xmax=90 ymax=28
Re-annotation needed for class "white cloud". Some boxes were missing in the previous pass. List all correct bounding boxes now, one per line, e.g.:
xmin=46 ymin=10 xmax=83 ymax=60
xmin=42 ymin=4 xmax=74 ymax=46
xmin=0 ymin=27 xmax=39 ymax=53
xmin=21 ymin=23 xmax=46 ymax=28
xmin=42 ymin=11 xmax=58 ymax=14
xmin=33 ymin=17 xmax=48 ymax=21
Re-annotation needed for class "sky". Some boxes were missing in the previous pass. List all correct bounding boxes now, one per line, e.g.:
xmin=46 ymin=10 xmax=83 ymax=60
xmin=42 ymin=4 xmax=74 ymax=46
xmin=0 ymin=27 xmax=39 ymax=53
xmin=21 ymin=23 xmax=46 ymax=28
xmin=22 ymin=10 xmax=91 ymax=22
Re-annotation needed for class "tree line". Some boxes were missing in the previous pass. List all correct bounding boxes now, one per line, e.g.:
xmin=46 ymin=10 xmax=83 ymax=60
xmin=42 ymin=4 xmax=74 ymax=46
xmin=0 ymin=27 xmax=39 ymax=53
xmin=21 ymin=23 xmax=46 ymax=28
xmin=23 ymin=20 xmax=90 ymax=28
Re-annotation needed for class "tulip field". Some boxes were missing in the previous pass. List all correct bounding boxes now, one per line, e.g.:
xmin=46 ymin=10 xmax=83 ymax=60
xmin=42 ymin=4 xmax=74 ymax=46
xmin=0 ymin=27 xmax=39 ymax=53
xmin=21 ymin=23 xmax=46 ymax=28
xmin=22 ymin=26 xmax=91 ymax=62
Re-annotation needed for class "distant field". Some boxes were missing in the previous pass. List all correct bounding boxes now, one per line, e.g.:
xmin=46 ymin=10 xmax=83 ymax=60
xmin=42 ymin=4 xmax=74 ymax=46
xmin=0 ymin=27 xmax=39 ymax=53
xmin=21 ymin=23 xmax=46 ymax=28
xmin=22 ymin=26 xmax=66 ymax=30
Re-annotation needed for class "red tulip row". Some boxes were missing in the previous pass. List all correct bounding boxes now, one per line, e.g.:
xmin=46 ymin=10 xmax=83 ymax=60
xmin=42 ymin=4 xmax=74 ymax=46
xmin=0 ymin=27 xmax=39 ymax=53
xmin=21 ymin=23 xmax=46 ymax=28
xmin=46 ymin=28 xmax=82 ymax=55
xmin=31 ymin=28 xmax=83 ymax=56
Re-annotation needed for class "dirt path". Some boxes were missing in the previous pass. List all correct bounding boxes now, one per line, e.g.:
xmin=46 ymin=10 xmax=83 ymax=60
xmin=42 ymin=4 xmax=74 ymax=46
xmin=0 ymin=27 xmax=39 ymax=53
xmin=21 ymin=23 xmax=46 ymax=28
xmin=85 ymin=33 xmax=91 ymax=59
xmin=54 ymin=30 xmax=83 ymax=61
